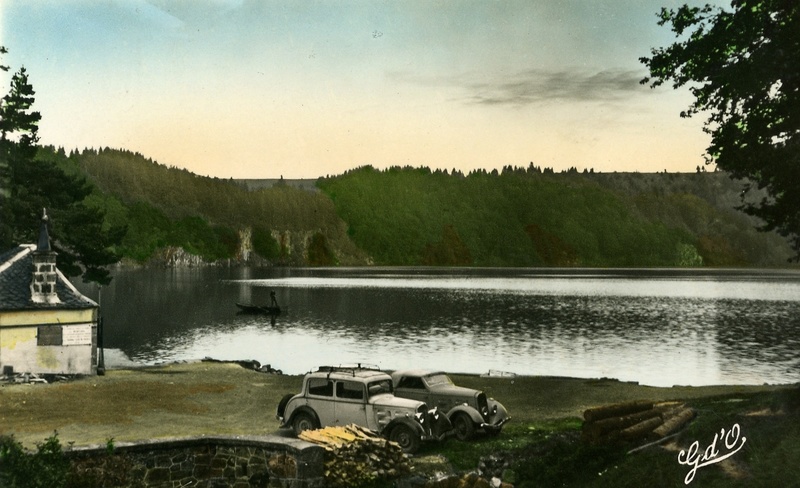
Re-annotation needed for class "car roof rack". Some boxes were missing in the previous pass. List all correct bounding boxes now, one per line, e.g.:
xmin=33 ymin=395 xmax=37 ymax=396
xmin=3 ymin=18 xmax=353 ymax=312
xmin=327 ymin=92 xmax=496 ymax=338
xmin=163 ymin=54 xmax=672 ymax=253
xmin=317 ymin=363 xmax=382 ymax=376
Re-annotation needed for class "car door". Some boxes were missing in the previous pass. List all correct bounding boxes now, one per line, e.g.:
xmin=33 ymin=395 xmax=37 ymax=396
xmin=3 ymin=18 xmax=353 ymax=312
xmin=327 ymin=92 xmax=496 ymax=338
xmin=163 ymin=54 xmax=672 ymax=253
xmin=306 ymin=378 xmax=335 ymax=426
xmin=334 ymin=380 xmax=368 ymax=426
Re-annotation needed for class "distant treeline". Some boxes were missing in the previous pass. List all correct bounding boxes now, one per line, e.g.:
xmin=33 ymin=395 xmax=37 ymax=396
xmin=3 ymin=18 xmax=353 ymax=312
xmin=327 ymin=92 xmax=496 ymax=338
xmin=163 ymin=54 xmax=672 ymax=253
xmin=318 ymin=165 xmax=792 ymax=267
xmin=38 ymin=146 xmax=364 ymax=266
xmin=39 ymin=146 xmax=793 ymax=268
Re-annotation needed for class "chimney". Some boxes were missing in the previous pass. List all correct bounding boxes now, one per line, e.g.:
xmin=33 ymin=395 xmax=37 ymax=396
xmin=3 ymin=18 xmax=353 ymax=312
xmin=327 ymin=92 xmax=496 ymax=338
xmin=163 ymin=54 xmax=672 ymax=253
xmin=30 ymin=208 xmax=60 ymax=304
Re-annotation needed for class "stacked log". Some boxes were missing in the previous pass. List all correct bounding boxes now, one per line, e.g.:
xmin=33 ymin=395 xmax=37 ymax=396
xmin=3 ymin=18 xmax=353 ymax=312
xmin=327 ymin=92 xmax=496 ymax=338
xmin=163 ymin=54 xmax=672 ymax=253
xmin=582 ymin=401 xmax=696 ymax=445
xmin=299 ymin=424 xmax=413 ymax=487
xmin=653 ymin=406 xmax=697 ymax=438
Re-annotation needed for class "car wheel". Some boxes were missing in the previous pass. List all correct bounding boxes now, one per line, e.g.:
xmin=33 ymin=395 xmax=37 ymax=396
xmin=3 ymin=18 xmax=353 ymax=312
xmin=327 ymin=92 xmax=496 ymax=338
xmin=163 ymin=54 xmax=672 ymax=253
xmin=292 ymin=412 xmax=318 ymax=436
xmin=389 ymin=424 xmax=420 ymax=454
xmin=453 ymin=414 xmax=475 ymax=441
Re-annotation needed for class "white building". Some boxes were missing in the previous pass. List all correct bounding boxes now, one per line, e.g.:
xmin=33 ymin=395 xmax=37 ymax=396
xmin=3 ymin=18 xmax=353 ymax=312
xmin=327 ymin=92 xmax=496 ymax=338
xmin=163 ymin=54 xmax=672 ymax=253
xmin=0 ymin=214 xmax=99 ymax=376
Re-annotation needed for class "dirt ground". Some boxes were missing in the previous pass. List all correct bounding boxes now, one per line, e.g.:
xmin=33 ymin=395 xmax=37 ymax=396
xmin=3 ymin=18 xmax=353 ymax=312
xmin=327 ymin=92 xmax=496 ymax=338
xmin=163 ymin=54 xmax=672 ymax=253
xmin=0 ymin=361 xmax=787 ymax=449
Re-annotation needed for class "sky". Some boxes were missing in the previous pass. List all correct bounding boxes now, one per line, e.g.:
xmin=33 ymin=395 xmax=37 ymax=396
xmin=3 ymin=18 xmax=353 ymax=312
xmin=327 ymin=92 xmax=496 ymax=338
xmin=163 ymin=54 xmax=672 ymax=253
xmin=1 ymin=0 xmax=717 ymax=179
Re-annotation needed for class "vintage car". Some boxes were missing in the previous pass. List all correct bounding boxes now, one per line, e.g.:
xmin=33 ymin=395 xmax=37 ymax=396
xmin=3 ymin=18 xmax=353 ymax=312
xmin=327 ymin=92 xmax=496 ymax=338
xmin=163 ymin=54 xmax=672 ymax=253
xmin=276 ymin=365 xmax=452 ymax=453
xmin=391 ymin=369 xmax=510 ymax=440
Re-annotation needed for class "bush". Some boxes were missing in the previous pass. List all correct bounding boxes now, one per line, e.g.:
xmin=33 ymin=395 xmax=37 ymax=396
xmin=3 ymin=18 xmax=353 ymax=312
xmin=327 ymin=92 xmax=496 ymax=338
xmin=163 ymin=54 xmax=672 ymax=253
xmin=0 ymin=433 xmax=137 ymax=488
xmin=0 ymin=433 xmax=69 ymax=488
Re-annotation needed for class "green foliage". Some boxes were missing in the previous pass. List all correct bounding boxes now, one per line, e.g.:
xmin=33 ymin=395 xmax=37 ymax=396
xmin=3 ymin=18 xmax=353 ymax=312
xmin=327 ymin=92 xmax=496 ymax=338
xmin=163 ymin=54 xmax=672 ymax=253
xmin=169 ymin=216 xmax=233 ymax=261
xmin=0 ymin=432 xmax=135 ymax=488
xmin=318 ymin=166 xmax=771 ymax=267
xmin=642 ymin=1 xmax=800 ymax=259
xmin=252 ymin=226 xmax=282 ymax=261
xmin=0 ymin=433 xmax=69 ymax=488
xmin=0 ymin=69 xmax=123 ymax=284
xmin=29 ymin=144 xmax=794 ymax=269
xmin=676 ymin=243 xmax=704 ymax=267
xmin=0 ymin=67 xmax=40 ymax=152
xmin=0 ymin=46 xmax=7 ymax=72
xmin=104 ymin=438 xmax=115 ymax=456
xmin=598 ymin=172 xmax=793 ymax=266
xmin=65 ymin=147 xmax=364 ymax=265
xmin=117 ymin=201 xmax=172 ymax=262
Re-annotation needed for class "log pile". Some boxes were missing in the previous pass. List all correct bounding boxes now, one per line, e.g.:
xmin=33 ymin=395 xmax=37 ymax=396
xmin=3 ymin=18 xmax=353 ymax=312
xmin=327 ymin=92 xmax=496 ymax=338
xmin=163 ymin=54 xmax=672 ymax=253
xmin=582 ymin=400 xmax=696 ymax=445
xmin=298 ymin=424 xmax=413 ymax=487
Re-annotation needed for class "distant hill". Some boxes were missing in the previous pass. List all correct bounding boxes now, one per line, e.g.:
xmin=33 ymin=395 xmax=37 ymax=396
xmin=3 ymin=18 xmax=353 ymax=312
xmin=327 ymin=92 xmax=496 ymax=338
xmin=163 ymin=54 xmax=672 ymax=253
xmin=40 ymin=146 xmax=366 ymax=266
xmin=317 ymin=166 xmax=794 ymax=267
xmin=40 ymin=146 xmax=795 ymax=268
xmin=234 ymin=178 xmax=319 ymax=192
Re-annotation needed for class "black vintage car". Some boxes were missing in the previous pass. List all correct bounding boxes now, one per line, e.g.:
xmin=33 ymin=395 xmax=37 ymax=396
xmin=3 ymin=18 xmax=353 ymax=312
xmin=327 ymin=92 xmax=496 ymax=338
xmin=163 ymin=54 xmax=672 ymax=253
xmin=391 ymin=369 xmax=510 ymax=440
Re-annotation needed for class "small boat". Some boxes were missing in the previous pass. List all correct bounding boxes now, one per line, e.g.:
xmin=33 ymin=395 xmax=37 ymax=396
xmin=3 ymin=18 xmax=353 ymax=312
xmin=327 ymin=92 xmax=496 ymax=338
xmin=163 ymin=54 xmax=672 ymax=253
xmin=480 ymin=369 xmax=517 ymax=378
xmin=235 ymin=303 xmax=282 ymax=315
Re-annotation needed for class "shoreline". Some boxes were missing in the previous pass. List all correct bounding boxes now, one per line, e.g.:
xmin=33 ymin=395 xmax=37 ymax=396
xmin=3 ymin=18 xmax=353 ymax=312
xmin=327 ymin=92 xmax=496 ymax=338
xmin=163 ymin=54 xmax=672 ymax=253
xmin=99 ymin=350 xmax=800 ymax=389
xmin=1 ymin=360 xmax=793 ymax=449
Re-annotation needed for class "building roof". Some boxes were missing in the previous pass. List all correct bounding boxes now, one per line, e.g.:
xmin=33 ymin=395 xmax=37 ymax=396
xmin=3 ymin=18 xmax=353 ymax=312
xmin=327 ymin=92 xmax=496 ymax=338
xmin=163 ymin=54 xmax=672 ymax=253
xmin=0 ymin=245 xmax=98 ymax=311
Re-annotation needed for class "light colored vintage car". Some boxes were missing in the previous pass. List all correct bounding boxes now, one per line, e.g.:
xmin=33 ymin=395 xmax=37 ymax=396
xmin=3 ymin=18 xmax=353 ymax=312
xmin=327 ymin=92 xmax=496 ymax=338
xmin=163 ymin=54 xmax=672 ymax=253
xmin=276 ymin=365 xmax=451 ymax=453
xmin=391 ymin=369 xmax=510 ymax=440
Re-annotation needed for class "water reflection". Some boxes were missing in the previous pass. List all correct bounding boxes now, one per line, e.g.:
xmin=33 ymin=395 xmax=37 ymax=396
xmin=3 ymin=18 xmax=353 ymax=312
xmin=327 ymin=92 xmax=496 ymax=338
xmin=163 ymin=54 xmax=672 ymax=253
xmin=77 ymin=267 xmax=800 ymax=387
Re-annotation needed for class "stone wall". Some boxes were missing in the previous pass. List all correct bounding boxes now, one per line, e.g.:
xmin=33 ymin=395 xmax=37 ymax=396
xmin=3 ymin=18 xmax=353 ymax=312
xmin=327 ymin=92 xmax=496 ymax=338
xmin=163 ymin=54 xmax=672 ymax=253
xmin=66 ymin=435 xmax=325 ymax=488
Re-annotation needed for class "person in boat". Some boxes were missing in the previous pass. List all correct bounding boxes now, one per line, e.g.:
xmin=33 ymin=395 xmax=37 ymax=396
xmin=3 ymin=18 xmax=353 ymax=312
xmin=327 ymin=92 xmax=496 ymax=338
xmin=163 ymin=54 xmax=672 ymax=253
xmin=270 ymin=291 xmax=279 ymax=308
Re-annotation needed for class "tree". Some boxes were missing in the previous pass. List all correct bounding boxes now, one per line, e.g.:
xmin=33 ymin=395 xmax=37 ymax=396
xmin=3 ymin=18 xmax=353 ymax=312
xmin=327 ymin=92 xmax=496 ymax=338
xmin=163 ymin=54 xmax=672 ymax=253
xmin=0 ymin=62 xmax=41 ymax=246
xmin=0 ymin=48 xmax=124 ymax=284
xmin=640 ymin=1 xmax=800 ymax=259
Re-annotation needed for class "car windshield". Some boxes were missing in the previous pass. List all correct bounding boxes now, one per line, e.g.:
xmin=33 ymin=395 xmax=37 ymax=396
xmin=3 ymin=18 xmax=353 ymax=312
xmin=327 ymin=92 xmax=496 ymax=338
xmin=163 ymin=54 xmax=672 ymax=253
xmin=367 ymin=379 xmax=393 ymax=398
xmin=425 ymin=374 xmax=453 ymax=386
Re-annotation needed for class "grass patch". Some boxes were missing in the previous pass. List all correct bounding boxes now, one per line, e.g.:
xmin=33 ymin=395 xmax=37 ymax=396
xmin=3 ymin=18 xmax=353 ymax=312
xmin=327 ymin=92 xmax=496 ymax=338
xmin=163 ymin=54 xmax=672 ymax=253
xmin=421 ymin=420 xmax=582 ymax=470
xmin=417 ymin=420 xmax=626 ymax=487
xmin=0 ymin=381 xmax=234 ymax=431
xmin=2 ymin=363 xmax=797 ymax=487
xmin=414 ymin=388 xmax=800 ymax=487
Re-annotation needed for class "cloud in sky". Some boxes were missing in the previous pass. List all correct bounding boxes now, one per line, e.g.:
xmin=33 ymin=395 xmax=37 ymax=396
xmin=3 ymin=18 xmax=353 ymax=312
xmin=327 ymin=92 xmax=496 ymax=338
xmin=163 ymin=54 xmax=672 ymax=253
xmin=395 ymin=67 xmax=649 ymax=107
xmin=468 ymin=68 xmax=648 ymax=106
xmin=0 ymin=0 xmax=713 ymax=178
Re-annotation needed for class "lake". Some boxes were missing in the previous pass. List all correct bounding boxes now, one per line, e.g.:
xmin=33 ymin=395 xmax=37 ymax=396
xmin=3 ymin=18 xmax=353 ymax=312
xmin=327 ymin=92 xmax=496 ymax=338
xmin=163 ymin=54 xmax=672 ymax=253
xmin=76 ymin=267 xmax=800 ymax=387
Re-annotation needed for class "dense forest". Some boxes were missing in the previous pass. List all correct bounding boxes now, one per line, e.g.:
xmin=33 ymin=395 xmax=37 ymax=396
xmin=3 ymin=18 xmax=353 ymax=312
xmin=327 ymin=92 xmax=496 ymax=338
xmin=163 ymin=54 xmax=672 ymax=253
xmin=318 ymin=166 xmax=792 ymax=267
xmin=36 ymin=146 xmax=794 ymax=268
xmin=37 ymin=146 xmax=366 ymax=266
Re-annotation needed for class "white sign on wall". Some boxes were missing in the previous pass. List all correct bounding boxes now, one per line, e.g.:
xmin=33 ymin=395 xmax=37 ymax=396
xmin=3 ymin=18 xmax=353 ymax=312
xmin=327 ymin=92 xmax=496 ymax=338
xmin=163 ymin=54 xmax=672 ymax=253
xmin=62 ymin=324 xmax=93 ymax=345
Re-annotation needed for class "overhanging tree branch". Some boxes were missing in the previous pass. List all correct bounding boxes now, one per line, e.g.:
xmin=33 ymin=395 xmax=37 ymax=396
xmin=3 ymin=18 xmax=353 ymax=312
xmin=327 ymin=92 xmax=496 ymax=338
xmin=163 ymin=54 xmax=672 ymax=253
xmin=641 ymin=0 xmax=800 ymax=260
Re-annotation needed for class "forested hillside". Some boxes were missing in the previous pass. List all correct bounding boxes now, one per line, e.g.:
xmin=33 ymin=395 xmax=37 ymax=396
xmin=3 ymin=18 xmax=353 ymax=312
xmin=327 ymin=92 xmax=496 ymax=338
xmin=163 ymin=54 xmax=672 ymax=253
xmin=317 ymin=166 xmax=793 ymax=267
xmin=39 ymin=146 xmax=367 ymax=266
xmin=38 ymin=146 xmax=793 ymax=268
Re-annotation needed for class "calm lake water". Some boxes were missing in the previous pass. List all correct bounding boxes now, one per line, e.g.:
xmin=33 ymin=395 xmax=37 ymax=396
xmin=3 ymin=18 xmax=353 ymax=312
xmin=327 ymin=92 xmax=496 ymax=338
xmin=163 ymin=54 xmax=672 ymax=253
xmin=77 ymin=267 xmax=800 ymax=387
